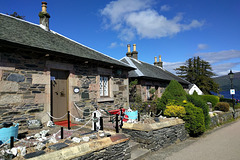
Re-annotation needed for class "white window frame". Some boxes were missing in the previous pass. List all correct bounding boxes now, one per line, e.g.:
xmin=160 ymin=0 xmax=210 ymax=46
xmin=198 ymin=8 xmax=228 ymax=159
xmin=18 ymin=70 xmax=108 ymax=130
xmin=100 ymin=76 xmax=109 ymax=97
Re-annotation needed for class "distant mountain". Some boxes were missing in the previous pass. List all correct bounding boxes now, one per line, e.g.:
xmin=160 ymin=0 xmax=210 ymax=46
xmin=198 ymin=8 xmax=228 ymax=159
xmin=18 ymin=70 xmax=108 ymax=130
xmin=214 ymin=72 xmax=240 ymax=91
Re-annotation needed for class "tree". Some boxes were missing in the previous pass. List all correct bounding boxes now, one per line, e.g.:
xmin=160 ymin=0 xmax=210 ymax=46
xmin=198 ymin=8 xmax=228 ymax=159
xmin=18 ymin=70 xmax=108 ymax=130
xmin=8 ymin=12 xmax=25 ymax=19
xmin=157 ymin=80 xmax=187 ymax=113
xmin=175 ymin=56 xmax=219 ymax=94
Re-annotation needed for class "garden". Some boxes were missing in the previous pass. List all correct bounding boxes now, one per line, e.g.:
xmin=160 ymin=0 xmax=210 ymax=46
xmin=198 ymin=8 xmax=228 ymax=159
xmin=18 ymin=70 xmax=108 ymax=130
xmin=129 ymin=80 xmax=239 ymax=137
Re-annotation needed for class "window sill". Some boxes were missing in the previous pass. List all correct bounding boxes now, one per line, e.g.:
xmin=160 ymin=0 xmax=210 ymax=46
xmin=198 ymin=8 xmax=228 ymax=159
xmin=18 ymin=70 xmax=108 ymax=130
xmin=97 ymin=97 xmax=114 ymax=102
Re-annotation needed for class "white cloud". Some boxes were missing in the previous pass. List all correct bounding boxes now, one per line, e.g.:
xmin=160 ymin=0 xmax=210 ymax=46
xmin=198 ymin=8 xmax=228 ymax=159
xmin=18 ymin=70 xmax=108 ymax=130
xmin=164 ymin=50 xmax=240 ymax=77
xmin=100 ymin=0 xmax=204 ymax=41
xmin=108 ymin=42 xmax=125 ymax=48
xmin=160 ymin=5 xmax=171 ymax=12
xmin=101 ymin=0 xmax=152 ymax=27
xmin=109 ymin=42 xmax=118 ymax=48
xmin=212 ymin=62 xmax=240 ymax=76
xmin=163 ymin=61 xmax=185 ymax=74
xmin=194 ymin=50 xmax=240 ymax=63
xmin=197 ymin=44 xmax=208 ymax=50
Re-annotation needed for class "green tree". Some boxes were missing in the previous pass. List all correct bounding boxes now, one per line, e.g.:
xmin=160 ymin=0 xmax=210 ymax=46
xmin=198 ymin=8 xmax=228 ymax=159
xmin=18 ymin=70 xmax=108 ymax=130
xmin=187 ymin=94 xmax=210 ymax=129
xmin=175 ymin=56 xmax=219 ymax=94
xmin=157 ymin=80 xmax=187 ymax=113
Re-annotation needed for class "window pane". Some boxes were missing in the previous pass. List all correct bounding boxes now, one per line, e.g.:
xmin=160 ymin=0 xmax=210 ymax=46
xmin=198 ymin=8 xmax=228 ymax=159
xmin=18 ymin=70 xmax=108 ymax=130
xmin=100 ymin=76 xmax=103 ymax=96
xmin=103 ymin=77 xmax=108 ymax=96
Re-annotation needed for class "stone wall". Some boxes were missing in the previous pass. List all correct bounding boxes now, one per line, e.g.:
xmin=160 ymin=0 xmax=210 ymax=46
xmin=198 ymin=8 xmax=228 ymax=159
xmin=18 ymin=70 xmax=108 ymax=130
xmin=27 ymin=134 xmax=130 ymax=160
xmin=0 ymin=51 xmax=47 ymax=130
xmin=72 ymin=140 xmax=130 ymax=160
xmin=130 ymin=78 xmax=188 ymax=102
xmin=0 ymin=48 xmax=129 ymax=130
xmin=210 ymin=109 xmax=240 ymax=128
xmin=122 ymin=120 xmax=188 ymax=151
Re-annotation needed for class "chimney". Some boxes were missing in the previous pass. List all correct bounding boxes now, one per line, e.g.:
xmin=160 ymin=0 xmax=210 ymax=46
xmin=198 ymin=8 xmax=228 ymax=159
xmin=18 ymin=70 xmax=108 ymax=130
xmin=39 ymin=2 xmax=50 ymax=31
xmin=154 ymin=56 xmax=158 ymax=66
xmin=154 ymin=55 xmax=163 ymax=67
xmin=132 ymin=44 xmax=138 ymax=59
xmin=126 ymin=44 xmax=131 ymax=57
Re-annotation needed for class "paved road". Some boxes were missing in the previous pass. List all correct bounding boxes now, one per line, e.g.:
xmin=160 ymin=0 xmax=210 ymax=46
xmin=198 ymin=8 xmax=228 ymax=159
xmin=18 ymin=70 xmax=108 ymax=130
xmin=144 ymin=119 xmax=240 ymax=160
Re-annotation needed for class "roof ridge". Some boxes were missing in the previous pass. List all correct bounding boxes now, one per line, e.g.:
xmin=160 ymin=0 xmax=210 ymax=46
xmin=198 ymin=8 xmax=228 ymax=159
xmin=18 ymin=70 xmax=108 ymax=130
xmin=0 ymin=13 xmax=40 ymax=28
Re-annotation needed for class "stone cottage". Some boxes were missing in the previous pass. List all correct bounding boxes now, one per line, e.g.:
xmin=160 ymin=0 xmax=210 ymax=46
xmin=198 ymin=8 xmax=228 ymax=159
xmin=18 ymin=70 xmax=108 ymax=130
xmin=120 ymin=44 xmax=190 ymax=102
xmin=0 ymin=2 xmax=134 ymax=130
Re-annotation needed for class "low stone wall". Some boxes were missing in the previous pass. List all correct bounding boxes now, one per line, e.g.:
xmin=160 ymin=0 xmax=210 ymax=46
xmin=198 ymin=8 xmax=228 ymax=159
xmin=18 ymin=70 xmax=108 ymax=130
xmin=73 ymin=140 xmax=130 ymax=160
xmin=210 ymin=109 xmax=240 ymax=128
xmin=29 ymin=134 xmax=130 ymax=160
xmin=122 ymin=119 xmax=188 ymax=151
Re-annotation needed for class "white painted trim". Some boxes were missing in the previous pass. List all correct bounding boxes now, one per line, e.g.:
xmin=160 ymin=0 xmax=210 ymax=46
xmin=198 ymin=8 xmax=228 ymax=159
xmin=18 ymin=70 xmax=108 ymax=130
xmin=123 ymin=57 xmax=144 ymax=76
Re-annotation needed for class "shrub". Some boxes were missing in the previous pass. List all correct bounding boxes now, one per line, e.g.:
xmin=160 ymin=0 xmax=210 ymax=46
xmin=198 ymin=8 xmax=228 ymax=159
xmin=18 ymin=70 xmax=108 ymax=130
xmin=214 ymin=102 xmax=230 ymax=112
xmin=182 ymin=102 xmax=206 ymax=137
xmin=200 ymin=95 xmax=219 ymax=107
xmin=164 ymin=105 xmax=186 ymax=118
xmin=187 ymin=94 xmax=210 ymax=129
xmin=157 ymin=80 xmax=187 ymax=113
xmin=219 ymin=97 xmax=234 ymax=107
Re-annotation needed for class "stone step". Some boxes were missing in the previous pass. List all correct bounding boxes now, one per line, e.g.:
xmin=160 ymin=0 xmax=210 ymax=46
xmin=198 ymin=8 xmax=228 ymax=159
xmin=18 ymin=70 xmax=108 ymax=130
xmin=130 ymin=148 xmax=151 ymax=160
xmin=129 ymin=140 xmax=141 ymax=151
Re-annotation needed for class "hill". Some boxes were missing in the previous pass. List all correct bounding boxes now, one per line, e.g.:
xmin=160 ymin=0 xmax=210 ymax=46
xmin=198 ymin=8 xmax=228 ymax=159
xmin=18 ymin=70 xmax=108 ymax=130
xmin=214 ymin=72 xmax=240 ymax=91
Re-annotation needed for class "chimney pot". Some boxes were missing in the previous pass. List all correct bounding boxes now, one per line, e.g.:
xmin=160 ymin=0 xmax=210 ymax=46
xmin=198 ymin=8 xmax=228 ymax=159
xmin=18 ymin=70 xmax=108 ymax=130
xmin=126 ymin=44 xmax=131 ymax=57
xmin=159 ymin=55 xmax=162 ymax=62
xmin=154 ymin=56 xmax=157 ymax=62
xmin=127 ymin=44 xmax=131 ymax=53
xmin=41 ymin=2 xmax=47 ymax=13
xmin=133 ymin=44 xmax=136 ymax=51
xmin=132 ymin=44 xmax=138 ymax=59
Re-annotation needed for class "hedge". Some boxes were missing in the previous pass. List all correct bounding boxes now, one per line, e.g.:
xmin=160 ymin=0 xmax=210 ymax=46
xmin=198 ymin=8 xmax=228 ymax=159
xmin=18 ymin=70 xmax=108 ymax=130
xmin=200 ymin=95 xmax=219 ymax=107
xmin=187 ymin=94 xmax=210 ymax=129
xmin=183 ymin=102 xmax=206 ymax=137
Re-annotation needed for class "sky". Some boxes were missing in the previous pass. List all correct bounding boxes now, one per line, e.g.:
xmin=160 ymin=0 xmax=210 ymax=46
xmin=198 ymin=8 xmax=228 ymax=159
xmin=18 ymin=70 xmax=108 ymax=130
xmin=1 ymin=0 xmax=240 ymax=77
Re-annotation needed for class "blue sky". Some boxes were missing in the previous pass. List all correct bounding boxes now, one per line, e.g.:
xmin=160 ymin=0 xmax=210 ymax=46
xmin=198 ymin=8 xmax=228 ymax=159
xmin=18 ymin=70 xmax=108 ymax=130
xmin=1 ymin=0 xmax=240 ymax=76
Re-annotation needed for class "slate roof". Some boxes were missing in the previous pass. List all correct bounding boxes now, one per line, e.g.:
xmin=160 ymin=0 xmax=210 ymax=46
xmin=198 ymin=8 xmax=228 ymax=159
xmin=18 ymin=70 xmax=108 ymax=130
xmin=120 ymin=57 xmax=190 ymax=85
xmin=0 ymin=13 xmax=133 ymax=70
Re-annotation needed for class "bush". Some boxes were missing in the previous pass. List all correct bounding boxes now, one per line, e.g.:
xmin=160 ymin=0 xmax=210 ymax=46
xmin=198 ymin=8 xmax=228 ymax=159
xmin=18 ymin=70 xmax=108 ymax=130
xmin=187 ymin=94 xmax=210 ymax=129
xmin=157 ymin=80 xmax=187 ymax=113
xmin=182 ymin=102 xmax=206 ymax=137
xmin=214 ymin=102 xmax=230 ymax=112
xmin=164 ymin=105 xmax=186 ymax=118
xmin=200 ymin=95 xmax=219 ymax=107
xmin=219 ymin=97 xmax=234 ymax=107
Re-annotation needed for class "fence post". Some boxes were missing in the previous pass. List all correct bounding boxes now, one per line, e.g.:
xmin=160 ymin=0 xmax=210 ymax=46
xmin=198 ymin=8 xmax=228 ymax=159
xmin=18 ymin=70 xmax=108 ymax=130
xmin=100 ymin=117 xmax=103 ymax=130
xmin=61 ymin=127 xmax=64 ymax=139
xmin=94 ymin=113 xmax=97 ymax=131
xmin=68 ymin=111 xmax=71 ymax=130
xmin=10 ymin=136 xmax=14 ymax=149
xmin=116 ymin=114 xmax=119 ymax=133
xmin=120 ymin=108 xmax=123 ymax=129
xmin=138 ymin=112 xmax=140 ymax=121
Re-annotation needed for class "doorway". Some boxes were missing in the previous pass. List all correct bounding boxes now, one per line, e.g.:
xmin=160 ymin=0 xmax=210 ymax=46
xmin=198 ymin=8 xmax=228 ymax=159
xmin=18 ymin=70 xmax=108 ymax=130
xmin=50 ymin=69 xmax=69 ymax=122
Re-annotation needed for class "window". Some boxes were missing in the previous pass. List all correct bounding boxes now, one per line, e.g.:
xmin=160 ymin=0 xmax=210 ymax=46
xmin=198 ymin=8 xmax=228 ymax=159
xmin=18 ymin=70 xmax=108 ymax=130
xmin=100 ymin=76 xmax=109 ymax=97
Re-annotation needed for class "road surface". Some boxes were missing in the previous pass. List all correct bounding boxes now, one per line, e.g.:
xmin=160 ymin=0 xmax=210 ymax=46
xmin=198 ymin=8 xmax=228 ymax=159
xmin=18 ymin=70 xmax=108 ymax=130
xmin=144 ymin=119 xmax=240 ymax=160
